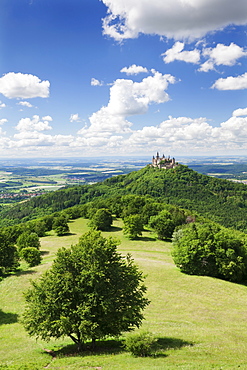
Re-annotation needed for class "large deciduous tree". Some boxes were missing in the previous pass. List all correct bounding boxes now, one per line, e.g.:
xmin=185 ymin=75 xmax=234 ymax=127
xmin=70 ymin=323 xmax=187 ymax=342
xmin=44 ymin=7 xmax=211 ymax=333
xmin=0 ymin=232 xmax=19 ymax=275
xmin=17 ymin=232 xmax=40 ymax=252
xmin=123 ymin=214 xmax=143 ymax=239
xmin=52 ymin=215 xmax=70 ymax=236
xmin=149 ymin=210 xmax=175 ymax=239
xmin=22 ymin=231 xmax=149 ymax=350
xmin=88 ymin=208 xmax=112 ymax=231
xmin=172 ymin=222 xmax=247 ymax=282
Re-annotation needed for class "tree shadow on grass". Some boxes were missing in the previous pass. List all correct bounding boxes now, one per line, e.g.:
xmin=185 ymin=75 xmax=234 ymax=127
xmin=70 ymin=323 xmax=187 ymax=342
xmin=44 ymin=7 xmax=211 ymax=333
xmin=109 ymin=226 xmax=122 ymax=232
xmin=138 ymin=236 xmax=157 ymax=242
xmin=0 ymin=309 xmax=18 ymax=325
xmin=15 ymin=269 xmax=37 ymax=277
xmin=40 ymin=250 xmax=49 ymax=256
xmin=48 ymin=337 xmax=193 ymax=359
xmin=153 ymin=337 xmax=194 ymax=357
xmin=50 ymin=339 xmax=124 ymax=358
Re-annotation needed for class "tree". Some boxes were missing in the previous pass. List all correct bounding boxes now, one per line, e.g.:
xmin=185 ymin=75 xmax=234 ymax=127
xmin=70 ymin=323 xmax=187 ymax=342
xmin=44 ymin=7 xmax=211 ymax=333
xmin=52 ymin=215 xmax=69 ymax=236
xmin=172 ymin=222 xmax=247 ymax=282
xmin=20 ymin=247 xmax=42 ymax=267
xmin=88 ymin=208 xmax=112 ymax=231
xmin=0 ymin=232 xmax=19 ymax=275
xmin=123 ymin=215 xmax=143 ymax=239
xmin=149 ymin=210 xmax=175 ymax=239
xmin=17 ymin=232 xmax=40 ymax=252
xmin=22 ymin=231 xmax=149 ymax=350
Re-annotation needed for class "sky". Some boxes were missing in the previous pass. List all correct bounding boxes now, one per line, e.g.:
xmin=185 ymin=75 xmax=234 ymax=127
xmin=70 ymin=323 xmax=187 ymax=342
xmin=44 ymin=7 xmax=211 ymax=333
xmin=0 ymin=0 xmax=247 ymax=158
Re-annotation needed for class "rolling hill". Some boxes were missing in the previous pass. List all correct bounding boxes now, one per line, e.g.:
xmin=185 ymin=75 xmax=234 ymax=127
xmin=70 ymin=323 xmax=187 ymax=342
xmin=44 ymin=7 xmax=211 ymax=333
xmin=1 ymin=164 xmax=247 ymax=231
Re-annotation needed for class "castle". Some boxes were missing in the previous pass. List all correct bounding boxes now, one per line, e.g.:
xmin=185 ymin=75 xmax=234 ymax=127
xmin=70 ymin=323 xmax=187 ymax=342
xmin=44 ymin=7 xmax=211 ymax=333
xmin=151 ymin=153 xmax=178 ymax=169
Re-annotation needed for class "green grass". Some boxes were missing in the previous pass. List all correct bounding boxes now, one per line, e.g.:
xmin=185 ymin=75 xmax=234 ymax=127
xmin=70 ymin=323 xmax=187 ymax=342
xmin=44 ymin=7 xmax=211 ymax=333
xmin=1 ymin=218 xmax=247 ymax=369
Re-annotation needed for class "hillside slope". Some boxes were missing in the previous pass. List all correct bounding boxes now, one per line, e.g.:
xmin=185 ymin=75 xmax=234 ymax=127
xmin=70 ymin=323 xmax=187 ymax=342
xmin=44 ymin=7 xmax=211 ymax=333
xmin=1 ymin=164 xmax=247 ymax=231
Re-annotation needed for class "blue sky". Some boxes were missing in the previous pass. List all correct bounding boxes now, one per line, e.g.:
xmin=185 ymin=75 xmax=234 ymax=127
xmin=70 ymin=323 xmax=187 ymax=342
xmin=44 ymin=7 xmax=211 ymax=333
xmin=0 ymin=0 xmax=246 ymax=158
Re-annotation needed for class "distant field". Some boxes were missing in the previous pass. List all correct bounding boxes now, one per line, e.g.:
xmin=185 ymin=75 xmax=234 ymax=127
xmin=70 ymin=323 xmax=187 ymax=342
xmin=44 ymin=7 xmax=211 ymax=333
xmin=1 ymin=218 xmax=247 ymax=369
xmin=0 ymin=158 xmax=147 ymax=204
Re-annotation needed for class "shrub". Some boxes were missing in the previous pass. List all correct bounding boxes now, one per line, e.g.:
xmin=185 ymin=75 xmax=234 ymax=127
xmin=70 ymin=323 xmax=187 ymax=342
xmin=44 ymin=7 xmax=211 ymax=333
xmin=124 ymin=331 xmax=157 ymax=357
xmin=20 ymin=247 xmax=42 ymax=267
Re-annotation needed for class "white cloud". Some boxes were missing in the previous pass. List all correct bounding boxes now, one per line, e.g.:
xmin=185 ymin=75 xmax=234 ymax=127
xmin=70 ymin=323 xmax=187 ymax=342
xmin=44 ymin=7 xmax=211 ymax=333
xmin=0 ymin=119 xmax=7 ymax=125
xmin=91 ymin=78 xmax=103 ymax=86
xmin=15 ymin=115 xmax=53 ymax=132
xmin=101 ymin=0 xmax=247 ymax=41
xmin=12 ymin=131 xmax=73 ymax=148
xmin=70 ymin=113 xmax=81 ymax=122
xmin=0 ymin=72 xmax=50 ymax=99
xmin=17 ymin=101 xmax=33 ymax=108
xmin=78 ymin=70 xmax=176 ymax=137
xmin=42 ymin=115 xmax=53 ymax=121
xmin=232 ymin=107 xmax=247 ymax=117
xmin=124 ymin=110 xmax=247 ymax=153
xmin=120 ymin=64 xmax=148 ymax=75
xmin=212 ymin=72 xmax=247 ymax=90
xmin=0 ymin=101 xmax=6 ymax=109
xmin=199 ymin=43 xmax=247 ymax=72
xmin=162 ymin=42 xmax=200 ymax=64
xmin=2 ymin=107 xmax=247 ymax=156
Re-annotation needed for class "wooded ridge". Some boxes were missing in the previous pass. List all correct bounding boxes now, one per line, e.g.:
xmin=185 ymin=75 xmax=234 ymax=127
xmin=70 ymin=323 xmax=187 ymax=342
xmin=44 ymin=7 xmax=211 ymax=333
xmin=1 ymin=164 xmax=247 ymax=232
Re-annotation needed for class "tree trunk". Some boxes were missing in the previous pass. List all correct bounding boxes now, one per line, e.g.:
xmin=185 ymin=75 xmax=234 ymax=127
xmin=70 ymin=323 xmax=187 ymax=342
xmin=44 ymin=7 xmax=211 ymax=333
xmin=91 ymin=337 xmax=96 ymax=350
xmin=77 ymin=341 xmax=83 ymax=352
xmin=69 ymin=334 xmax=83 ymax=352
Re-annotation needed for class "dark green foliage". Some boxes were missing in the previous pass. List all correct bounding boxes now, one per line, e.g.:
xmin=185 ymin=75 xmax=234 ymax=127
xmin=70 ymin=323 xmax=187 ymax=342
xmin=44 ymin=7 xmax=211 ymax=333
xmin=172 ymin=223 xmax=247 ymax=282
xmin=52 ymin=215 xmax=69 ymax=236
xmin=42 ymin=215 xmax=54 ymax=231
xmin=22 ymin=231 xmax=149 ymax=349
xmin=20 ymin=247 xmax=42 ymax=267
xmin=88 ymin=208 xmax=113 ymax=231
xmin=149 ymin=210 xmax=176 ymax=239
xmin=125 ymin=331 xmax=158 ymax=357
xmin=121 ymin=195 xmax=147 ymax=218
xmin=17 ymin=232 xmax=40 ymax=252
xmin=141 ymin=200 xmax=164 ymax=225
xmin=123 ymin=215 xmax=143 ymax=239
xmin=0 ymin=232 xmax=19 ymax=275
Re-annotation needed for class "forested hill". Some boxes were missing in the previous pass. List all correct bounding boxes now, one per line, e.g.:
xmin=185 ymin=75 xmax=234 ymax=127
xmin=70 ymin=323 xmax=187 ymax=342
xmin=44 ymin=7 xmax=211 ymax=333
xmin=1 ymin=164 xmax=247 ymax=231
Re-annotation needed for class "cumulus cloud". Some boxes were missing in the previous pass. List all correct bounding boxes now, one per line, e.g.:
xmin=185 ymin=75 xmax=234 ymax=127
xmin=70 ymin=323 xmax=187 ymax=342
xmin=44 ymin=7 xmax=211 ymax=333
xmin=15 ymin=115 xmax=53 ymax=132
xmin=0 ymin=72 xmax=50 ymax=99
xmin=199 ymin=43 xmax=247 ymax=72
xmin=91 ymin=78 xmax=103 ymax=86
xmin=120 ymin=64 xmax=148 ymax=75
xmin=0 ymin=119 xmax=7 ymax=125
xmin=17 ymin=101 xmax=33 ymax=108
xmin=78 ymin=70 xmax=176 ymax=137
xmin=70 ymin=113 xmax=81 ymax=122
xmin=212 ymin=72 xmax=247 ymax=90
xmin=101 ymin=0 xmax=247 ymax=41
xmin=0 ymin=101 xmax=6 ymax=109
xmin=232 ymin=107 xmax=247 ymax=116
xmin=162 ymin=42 xmax=200 ymax=64
xmin=124 ymin=109 xmax=247 ymax=153
xmin=12 ymin=131 xmax=74 ymax=148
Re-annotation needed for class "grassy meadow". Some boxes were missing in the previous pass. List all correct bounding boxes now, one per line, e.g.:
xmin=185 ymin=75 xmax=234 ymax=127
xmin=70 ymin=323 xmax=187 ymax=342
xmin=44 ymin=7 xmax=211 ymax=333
xmin=1 ymin=218 xmax=247 ymax=369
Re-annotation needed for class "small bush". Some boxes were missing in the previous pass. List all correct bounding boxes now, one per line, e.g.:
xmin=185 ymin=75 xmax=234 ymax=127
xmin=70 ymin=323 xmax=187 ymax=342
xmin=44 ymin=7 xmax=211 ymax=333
xmin=124 ymin=331 xmax=157 ymax=357
xmin=20 ymin=247 xmax=42 ymax=267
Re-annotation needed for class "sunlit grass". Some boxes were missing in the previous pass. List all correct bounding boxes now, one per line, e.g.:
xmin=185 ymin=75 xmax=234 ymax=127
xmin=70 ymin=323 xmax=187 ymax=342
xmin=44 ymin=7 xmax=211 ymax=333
xmin=1 ymin=217 xmax=247 ymax=369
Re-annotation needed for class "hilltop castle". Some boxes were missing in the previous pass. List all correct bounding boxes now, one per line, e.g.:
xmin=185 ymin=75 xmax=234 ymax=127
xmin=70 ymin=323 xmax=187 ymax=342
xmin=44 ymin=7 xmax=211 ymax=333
xmin=151 ymin=153 xmax=178 ymax=169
